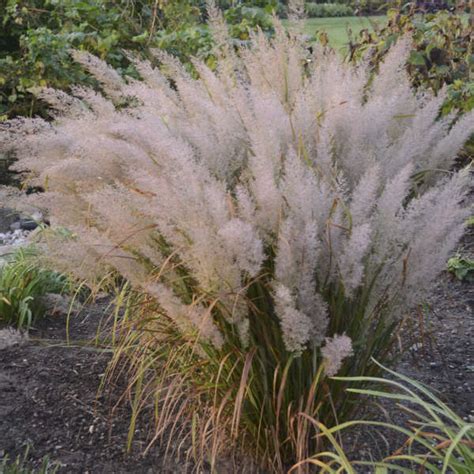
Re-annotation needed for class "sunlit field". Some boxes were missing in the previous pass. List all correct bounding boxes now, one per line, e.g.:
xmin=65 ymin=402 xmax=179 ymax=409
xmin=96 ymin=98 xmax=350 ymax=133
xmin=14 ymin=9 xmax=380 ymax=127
xmin=285 ymin=15 xmax=386 ymax=50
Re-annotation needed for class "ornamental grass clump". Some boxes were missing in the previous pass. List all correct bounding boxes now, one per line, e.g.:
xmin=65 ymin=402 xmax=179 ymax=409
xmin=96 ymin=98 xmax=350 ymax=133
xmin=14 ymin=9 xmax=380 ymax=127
xmin=1 ymin=9 xmax=473 ymax=471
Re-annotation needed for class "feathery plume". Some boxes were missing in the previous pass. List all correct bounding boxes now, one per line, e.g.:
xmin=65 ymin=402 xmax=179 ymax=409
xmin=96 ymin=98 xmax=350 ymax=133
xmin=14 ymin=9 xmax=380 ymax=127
xmin=1 ymin=31 xmax=471 ymax=355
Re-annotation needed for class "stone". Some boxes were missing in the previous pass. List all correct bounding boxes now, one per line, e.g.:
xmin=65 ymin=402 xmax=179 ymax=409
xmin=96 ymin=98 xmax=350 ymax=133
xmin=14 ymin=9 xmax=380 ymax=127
xmin=38 ymin=293 xmax=80 ymax=316
xmin=19 ymin=218 xmax=38 ymax=231
xmin=0 ymin=208 xmax=19 ymax=233
xmin=9 ymin=221 xmax=21 ymax=231
xmin=0 ymin=328 xmax=28 ymax=351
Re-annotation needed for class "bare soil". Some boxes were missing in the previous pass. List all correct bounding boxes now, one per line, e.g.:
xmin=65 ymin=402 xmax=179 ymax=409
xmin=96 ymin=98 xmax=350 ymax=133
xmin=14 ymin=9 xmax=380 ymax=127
xmin=0 ymin=266 xmax=472 ymax=473
xmin=0 ymin=300 xmax=185 ymax=473
xmin=342 ymin=271 xmax=473 ymax=463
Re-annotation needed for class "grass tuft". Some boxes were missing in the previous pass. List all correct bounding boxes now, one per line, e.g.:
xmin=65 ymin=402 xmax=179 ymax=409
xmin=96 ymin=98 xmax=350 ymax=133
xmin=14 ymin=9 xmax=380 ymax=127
xmin=0 ymin=247 xmax=69 ymax=329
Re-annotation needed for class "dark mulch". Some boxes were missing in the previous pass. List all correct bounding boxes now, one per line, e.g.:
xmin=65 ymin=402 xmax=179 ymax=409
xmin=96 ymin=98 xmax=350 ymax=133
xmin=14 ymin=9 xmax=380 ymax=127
xmin=342 ymin=270 xmax=473 ymax=463
xmin=0 ymin=301 xmax=186 ymax=473
xmin=398 ymin=275 xmax=473 ymax=418
xmin=0 ymin=262 xmax=472 ymax=472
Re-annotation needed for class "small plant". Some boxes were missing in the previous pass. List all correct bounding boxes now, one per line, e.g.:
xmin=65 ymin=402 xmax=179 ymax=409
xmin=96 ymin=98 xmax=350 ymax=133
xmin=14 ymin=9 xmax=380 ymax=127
xmin=309 ymin=361 xmax=474 ymax=473
xmin=0 ymin=247 xmax=68 ymax=329
xmin=0 ymin=446 xmax=60 ymax=474
xmin=447 ymin=254 xmax=474 ymax=281
xmin=1 ymin=5 xmax=473 ymax=470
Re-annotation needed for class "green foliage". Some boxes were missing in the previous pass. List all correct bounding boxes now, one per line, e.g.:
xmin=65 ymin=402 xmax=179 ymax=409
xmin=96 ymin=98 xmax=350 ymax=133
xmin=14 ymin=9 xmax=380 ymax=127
xmin=156 ymin=4 xmax=274 ymax=69
xmin=305 ymin=2 xmax=354 ymax=18
xmin=348 ymin=9 xmax=473 ymax=115
xmin=354 ymin=0 xmax=396 ymax=15
xmin=0 ymin=446 xmax=59 ymax=474
xmin=0 ymin=0 xmax=155 ymax=118
xmin=0 ymin=247 xmax=68 ymax=329
xmin=447 ymin=254 xmax=474 ymax=281
xmin=324 ymin=361 xmax=474 ymax=473
xmin=155 ymin=24 xmax=214 ymax=67
xmin=0 ymin=1 xmax=276 ymax=118
xmin=225 ymin=4 xmax=275 ymax=40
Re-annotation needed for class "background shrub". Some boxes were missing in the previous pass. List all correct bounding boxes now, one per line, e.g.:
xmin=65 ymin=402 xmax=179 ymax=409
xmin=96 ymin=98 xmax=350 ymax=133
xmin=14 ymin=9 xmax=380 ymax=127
xmin=0 ymin=0 xmax=154 ymax=119
xmin=305 ymin=2 xmax=354 ymax=17
xmin=348 ymin=7 xmax=473 ymax=164
xmin=156 ymin=3 xmax=274 ymax=68
xmin=0 ymin=0 xmax=274 ymax=119
xmin=225 ymin=4 xmax=275 ymax=40
xmin=348 ymin=8 xmax=473 ymax=115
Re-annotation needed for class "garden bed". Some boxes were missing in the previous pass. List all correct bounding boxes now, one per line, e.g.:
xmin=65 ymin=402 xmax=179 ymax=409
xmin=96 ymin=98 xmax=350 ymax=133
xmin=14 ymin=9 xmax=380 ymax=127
xmin=0 ymin=8 xmax=472 ymax=470
xmin=0 ymin=299 xmax=186 ymax=473
xmin=0 ymin=261 xmax=471 ymax=472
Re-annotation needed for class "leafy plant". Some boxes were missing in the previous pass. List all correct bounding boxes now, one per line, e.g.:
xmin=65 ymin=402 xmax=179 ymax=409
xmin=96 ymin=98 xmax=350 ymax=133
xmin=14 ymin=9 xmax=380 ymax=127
xmin=447 ymin=254 xmax=474 ymax=281
xmin=1 ymin=9 xmax=473 ymax=470
xmin=0 ymin=0 xmax=276 ymax=119
xmin=156 ymin=4 xmax=274 ymax=71
xmin=0 ymin=0 xmax=156 ymax=118
xmin=0 ymin=246 xmax=69 ymax=329
xmin=225 ymin=4 xmax=275 ymax=40
xmin=348 ymin=8 xmax=473 ymax=116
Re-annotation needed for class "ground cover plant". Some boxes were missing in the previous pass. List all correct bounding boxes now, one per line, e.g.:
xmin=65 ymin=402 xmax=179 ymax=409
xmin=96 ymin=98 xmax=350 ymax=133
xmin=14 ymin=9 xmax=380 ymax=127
xmin=1 ymin=4 xmax=473 ymax=472
xmin=447 ymin=254 xmax=474 ymax=282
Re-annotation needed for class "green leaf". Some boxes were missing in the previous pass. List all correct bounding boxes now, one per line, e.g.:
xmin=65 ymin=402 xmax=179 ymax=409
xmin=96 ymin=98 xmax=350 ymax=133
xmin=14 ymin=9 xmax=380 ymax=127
xmin=409 ymin=51 xmax=426 ymax=66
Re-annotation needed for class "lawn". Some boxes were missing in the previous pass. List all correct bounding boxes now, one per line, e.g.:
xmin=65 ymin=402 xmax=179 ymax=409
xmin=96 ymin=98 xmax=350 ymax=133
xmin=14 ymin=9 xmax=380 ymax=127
xmin=287 ymin=16 xmax=387 ymax=51
xmin=289 ymin=14 xmax=470 ymax=51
